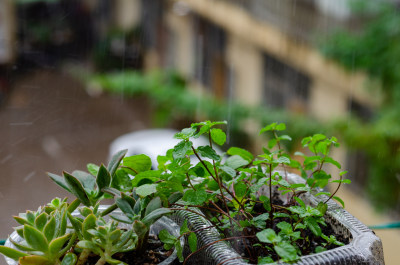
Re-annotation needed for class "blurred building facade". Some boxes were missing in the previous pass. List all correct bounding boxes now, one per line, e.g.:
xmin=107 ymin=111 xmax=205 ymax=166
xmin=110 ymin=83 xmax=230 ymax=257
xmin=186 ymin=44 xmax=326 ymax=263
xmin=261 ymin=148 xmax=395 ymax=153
xmin=114 ymin=0 xmax=383 ymax=188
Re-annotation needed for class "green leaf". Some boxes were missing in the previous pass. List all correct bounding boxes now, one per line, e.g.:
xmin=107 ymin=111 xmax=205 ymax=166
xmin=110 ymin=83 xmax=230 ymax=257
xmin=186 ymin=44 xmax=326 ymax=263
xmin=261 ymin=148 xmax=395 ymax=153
xmin=227 ymin=147 xmax=254 ymax=162
xmin=115 ymin=197 xmax=135 ymax=219
xmin=77 ymin=240 xmax=102 ymax=255
xmin=197 ymin=146 xmax=220 ymax=161
xmin=333 ymin=196 xmax=345 ymax=208
xmin=315 ymin=246 xmax=326 ymax=253
xmin=107 ymin=149 xmax=127 ymax=177
xmin=260 ymin=195 xmax=271 ymax=212
xmin=260 ymin=123 xmax=277 ymax=134
xmin=82 ymin=214 xmax=97 ymax=240
xmin=168 ymin=192 xmax=183 ymax=204
xmin=49 ymin=233 xmax=71 ymax=256
xmin=256 ymin=229 xmax=280 ymax=244
xmin=304 ymin=217 xmax=322 ymax=236
xmin=111 ymin=169 xmax=132 ymax=191
xmin=123 ymin=154 xmax=152 ymax=174
xmin=142 ymin=208 xmax=172 ymax=227
xmin=234 ymin=182 xmax=247 ymax=198
xmin=145 ymin=197 xmax=162 ymax=216
xmin=210 ymin=128 xmax=226 ymax=145
xmin=253 ymin=213 xmax=269 ymax=229
xmin=268 ymin=138 xmax=277 ymax=149
xmin=63 ymin=172 xmax=91 ymax=206
xmin=275 ymin=123 xmax=286 ymax=131
xmin=159 ymin=229 xmax=176 ymax=244
xmin=276 ymin=156 xmax=290 ymax=164
xmin=87 ymin=163 xmax=100 ymax=176
xmin=19 ymin=255 xmax=51 ymax=265
xmin=47 ymin=173 xmax=71 ymax=193
xmin=9 ymin=238 xmax=35 ymax=252
xmin=173 ymin=140 xmax=193 ymax=160
xmin=72 ymin=171 xmax=96 ymax=192
xmin=219 ymin=165 xmax=236 ymax=178
xmin=109 ymin=229 xmax=122 ymax=243
xmin=34 ymin=213 xmax=48 ymax=231
xmin=43 ymin=216 xmax=56 ymax=242
xmin=276 ymin=221 xmax=292 ymax=234
xmin=95 ymin=165 xmax=111 ymax=198
xmin=317 ymin=202 xmax=328 ymax=215
xmin=136 ymin=184 xmax=158 ymax=197
xmin=224 ymin=155 xmax=249 ymax=169
xmin=188 ymin=232 xmax=197 ymax=252
xmin=131 ymin=170 xmax=161 ymax=187
xmin=0 ymin=246 xmax=28 ymax=261
xmin=175 ymin=240 xmax=184 ymax=262
xmin=274 ymin=242 xmax=298 ymax=261
xmin=24 ymin=224 xmax=49 ymax=253
xmin=324 ymin=157 xmax=341 ymax=169
xmin=180 ymin=220 xmax=190 ymax=234
xmin=258 ymin=256 xmax=274 ymax=264
xmin=279 ymin=135 xmax=292 ymax=141
xmin=174 ymin=127 xmax=197 ymax=140
xmin=61 ymin=253 xmax=78 ymax=265
xmin=182 ymin=189 xmax=208 ymax=205
xmin=293 ymin=197 xmax=306 ymax=208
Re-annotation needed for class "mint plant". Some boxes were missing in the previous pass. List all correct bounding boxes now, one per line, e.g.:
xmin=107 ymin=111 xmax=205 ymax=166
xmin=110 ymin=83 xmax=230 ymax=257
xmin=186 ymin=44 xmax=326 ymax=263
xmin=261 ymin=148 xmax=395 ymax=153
xmin=156 ymin=121 xmax=350 ymax=264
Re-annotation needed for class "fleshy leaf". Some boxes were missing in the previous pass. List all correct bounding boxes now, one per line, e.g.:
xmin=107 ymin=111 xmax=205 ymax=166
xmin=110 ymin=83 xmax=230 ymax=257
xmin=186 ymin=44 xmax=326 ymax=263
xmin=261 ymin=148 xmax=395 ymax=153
xmin=107 ymin=149 xmax=127 ymax=177
xmin=24 ymin=224 xmax=49 ymax=253
xmin=63 ymin=172 xmax=91 ymax=206
xmin=0 ymin=246 xmax=28 ymax=261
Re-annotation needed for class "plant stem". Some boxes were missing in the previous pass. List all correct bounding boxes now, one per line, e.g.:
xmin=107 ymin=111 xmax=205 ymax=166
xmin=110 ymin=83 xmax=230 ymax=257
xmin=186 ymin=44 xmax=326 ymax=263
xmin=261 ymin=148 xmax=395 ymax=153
xmin=324 ymin=174 xmax=343 ymax=204
xmin=94 ymin=258 xmax=106 ymax=265
xmin=191 ymin=146 xmax=246 ymax=215
xmin=269 ymin=164 xmax=273 ymax=212
xmin=100 ymin=204 xmax=118 ymax=217
xmin=186 ymin=173 xmax=196 ymax=190
xmin=76 ymin=249 xmax=91 ymax=265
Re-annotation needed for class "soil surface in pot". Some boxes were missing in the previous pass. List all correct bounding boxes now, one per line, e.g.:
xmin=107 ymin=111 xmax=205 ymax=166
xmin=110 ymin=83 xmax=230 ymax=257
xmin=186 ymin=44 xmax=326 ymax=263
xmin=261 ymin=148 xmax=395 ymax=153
xmin=85 ymin=235 xmax=173 ymax=265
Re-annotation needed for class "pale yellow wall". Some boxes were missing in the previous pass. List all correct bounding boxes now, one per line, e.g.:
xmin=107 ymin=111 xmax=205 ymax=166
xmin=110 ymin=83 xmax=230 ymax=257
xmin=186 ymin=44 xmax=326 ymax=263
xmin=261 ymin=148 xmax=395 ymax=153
xmin=226 ymin=34 xmax=263 ymax=106
xmin=114 ymin=0 xmax=141 ymax=31
xmin=165 ymin=11 xmax=195 ymax=77
xmin=309 ymin=78 xmax=348 ymax=121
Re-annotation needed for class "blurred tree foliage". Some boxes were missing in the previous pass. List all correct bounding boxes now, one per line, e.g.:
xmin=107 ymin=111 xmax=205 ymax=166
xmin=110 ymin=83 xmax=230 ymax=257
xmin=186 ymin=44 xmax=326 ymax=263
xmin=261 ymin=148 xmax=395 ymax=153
xmin=89 ymin=70 xmax=321 ymax=151
xmin=322 ymin=1 xmax=400 ymax=210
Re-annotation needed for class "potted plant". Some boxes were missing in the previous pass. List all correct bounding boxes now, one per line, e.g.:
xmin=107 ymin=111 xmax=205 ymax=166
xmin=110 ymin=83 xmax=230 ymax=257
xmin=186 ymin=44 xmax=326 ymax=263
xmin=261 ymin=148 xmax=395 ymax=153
xmin=153 ymin=121 xmax=384 ymax=264
xmin=0 ymin=120 xmax=384 ymax=265
xmin=0 ymin=150 xmax=183 ymax=265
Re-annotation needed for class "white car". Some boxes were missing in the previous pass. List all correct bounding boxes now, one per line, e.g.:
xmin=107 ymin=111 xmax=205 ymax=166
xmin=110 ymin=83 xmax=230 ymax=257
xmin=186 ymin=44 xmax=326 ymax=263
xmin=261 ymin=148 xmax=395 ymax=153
xmin=109 ymin=129 xmax=224 ymax=169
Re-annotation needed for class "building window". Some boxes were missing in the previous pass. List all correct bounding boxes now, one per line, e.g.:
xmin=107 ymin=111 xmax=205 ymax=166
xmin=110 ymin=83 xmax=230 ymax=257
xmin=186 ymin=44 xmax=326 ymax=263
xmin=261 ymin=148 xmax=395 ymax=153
xmin=349 ymin=99 xmax=373 ymax=122
xmin=193 ymin=16 xmax=228 ymax=99
xmin=263 ymin=53 xmax=310 ymax=113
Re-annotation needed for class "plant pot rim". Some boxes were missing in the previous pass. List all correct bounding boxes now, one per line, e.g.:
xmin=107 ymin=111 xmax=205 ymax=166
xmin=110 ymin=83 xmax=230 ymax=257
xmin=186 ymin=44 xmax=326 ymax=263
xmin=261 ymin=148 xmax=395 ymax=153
xmin=172 ymin=172 xmax=385 ymax=265
xmin=3 ymin=205 xmax=181 ymax=265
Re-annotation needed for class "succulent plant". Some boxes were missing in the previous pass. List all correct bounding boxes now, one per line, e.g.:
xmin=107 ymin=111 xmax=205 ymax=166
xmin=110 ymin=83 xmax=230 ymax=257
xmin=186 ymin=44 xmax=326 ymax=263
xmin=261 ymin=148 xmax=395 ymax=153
xmin=75 ymin=214 xmax=135 ymax=265
xmin=0 ymin=198 xmax=78 ymax=265
xmin=48 ymin=150 xmax=127 ymax=208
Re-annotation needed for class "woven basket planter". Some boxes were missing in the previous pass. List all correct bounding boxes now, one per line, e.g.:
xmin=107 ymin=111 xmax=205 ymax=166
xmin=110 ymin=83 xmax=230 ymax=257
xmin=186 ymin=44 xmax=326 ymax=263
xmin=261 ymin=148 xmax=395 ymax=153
xmin=172 ymin=172 xmax=384 ymax=265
